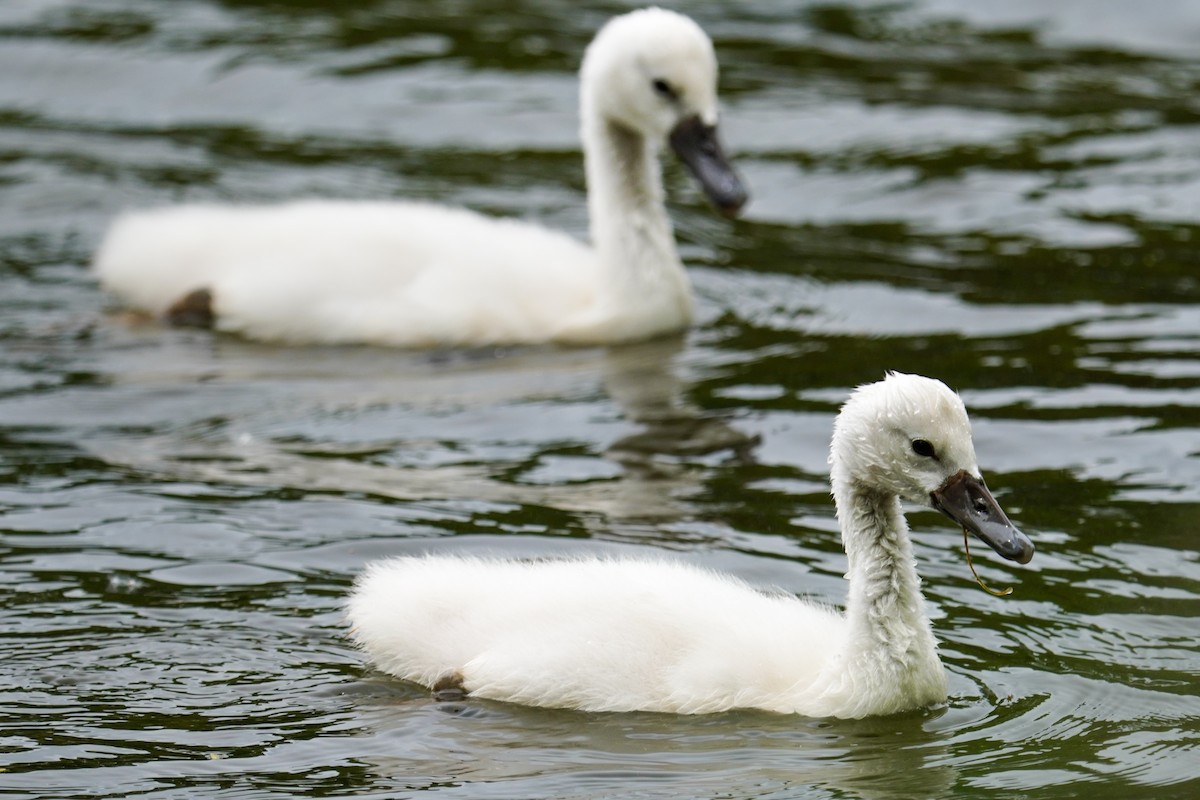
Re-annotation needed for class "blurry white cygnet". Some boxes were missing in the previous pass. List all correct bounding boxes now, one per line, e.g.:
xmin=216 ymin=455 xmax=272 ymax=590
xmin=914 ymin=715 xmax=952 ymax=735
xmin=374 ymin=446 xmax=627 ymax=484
xmin=93 ymin=8 xmax=746 ymax=347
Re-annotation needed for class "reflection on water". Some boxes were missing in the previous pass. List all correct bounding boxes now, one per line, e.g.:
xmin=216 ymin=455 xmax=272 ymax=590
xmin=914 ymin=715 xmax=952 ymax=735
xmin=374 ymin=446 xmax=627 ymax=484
xmin=2 ymin=1 xmax=1200 ymax=798
xmin=354 ymin=692 xmax=958 ymax=800
xmin=80 ymin=337 xmax=759 ymax=531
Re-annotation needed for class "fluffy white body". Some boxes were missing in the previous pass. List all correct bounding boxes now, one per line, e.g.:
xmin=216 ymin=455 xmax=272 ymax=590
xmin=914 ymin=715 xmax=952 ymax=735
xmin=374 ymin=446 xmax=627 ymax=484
xmin=347 ymin=373 xmax=1034 ymax=717
xmin=93 ymin=8 xmax=743 ymax=347
xmin=351 ymin=557 xmax=845 ymax=715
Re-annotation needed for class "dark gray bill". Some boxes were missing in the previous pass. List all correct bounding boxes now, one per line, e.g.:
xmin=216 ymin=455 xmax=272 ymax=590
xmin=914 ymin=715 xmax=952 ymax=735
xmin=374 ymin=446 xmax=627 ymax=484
xmin=930 ymin=470 xmax=1035 ymax=564
xmin=668 ymin=115 xmax=748 ymax=218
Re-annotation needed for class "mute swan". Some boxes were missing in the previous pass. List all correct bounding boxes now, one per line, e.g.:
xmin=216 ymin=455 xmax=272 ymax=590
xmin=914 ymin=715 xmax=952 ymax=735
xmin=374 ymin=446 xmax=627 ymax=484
xmin=346 ymin=373 xmax=1035 ymax=718
xmin=93 ymin=8 xmax=747 ymax=347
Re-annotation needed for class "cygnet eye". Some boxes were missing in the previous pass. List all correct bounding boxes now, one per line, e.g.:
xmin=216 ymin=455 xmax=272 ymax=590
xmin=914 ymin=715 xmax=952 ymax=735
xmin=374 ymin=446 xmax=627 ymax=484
xmin=651 ymin=78 xmax=679 ymax=100
xmin=911 ymin=439 xmax=937 ymax=458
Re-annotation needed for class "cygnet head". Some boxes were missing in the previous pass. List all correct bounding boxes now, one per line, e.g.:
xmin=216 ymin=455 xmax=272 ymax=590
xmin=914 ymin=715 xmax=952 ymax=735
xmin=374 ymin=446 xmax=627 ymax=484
xmin=581 ymin=8 xmax=747 ymax=215
xmin=832 ymin=372 xmax=1034 ymax=564
xmin=583 ymin=8 xmax=717 ymax=136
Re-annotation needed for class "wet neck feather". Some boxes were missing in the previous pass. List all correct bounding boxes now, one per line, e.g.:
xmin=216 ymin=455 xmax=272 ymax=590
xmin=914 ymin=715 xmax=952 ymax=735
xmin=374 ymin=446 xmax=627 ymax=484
xmin=833 ymin=478 xmax=936 ymax=671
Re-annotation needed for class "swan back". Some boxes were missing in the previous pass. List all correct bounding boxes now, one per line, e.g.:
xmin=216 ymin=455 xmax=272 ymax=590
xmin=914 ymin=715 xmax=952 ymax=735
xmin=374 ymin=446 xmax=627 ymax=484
xmin=349 ymin=555 xmax=846 ymax=715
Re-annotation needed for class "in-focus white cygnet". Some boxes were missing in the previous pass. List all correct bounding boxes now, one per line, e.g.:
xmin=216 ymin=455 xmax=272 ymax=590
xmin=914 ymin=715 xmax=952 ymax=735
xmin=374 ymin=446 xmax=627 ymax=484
xmin=347 ymin=373 xmax=1034 ymax=718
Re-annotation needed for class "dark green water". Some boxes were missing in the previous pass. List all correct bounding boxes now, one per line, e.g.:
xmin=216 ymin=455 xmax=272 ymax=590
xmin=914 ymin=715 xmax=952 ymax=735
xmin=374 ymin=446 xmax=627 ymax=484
xmin=1 ymin=1 xmax=1198 ymax=798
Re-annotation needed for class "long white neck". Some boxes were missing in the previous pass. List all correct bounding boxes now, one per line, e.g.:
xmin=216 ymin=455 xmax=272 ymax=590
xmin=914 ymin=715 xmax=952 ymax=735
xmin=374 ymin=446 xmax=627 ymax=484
xmin=579 ymin=107 xmax=693 ymax=334
xmin=814 ymin=467 xmax=945 ymax=715
xmin=833 ymin=476 xmax=933 ymax=659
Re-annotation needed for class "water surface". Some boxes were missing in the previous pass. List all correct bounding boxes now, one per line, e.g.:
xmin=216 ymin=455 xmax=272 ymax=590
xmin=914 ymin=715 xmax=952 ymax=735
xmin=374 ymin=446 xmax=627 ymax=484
xmin=2 ymin=1 xmax=1198 ymax=798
